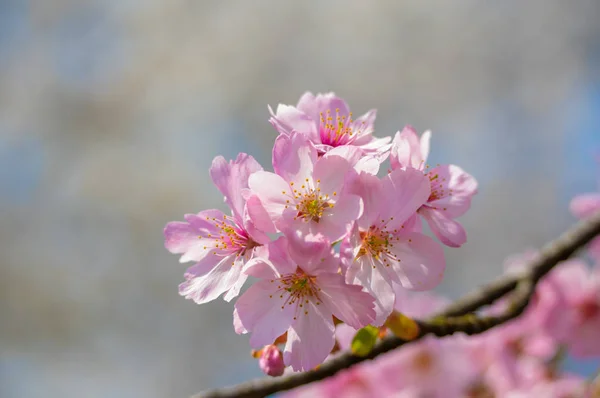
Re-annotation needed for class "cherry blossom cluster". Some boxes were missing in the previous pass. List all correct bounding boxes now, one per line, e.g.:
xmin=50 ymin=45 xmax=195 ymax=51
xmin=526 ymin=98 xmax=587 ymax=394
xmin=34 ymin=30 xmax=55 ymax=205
xmin=163 ymin=92 xmax=477 ymax=372
xmin=282 ymin=188 xmax=600 ymax=397
xmin=286 ymin=260 xmax=600 ymax=397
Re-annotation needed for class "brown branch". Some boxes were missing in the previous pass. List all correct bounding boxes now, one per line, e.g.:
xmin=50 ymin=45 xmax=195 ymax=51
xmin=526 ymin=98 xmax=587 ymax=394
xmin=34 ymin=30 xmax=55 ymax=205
xmin=196 ymin=211 xmax=600 ymax=398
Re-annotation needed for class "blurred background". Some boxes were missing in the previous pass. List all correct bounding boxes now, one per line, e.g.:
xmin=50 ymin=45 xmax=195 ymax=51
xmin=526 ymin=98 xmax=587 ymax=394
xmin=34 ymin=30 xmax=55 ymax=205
xmin=1 ymin=1 xmax=600 ymax=397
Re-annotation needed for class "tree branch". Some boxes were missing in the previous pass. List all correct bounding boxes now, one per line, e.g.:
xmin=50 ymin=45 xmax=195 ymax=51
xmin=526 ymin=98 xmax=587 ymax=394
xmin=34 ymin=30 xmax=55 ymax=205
xmin=196 ymin=211 xmax=600 ymax=398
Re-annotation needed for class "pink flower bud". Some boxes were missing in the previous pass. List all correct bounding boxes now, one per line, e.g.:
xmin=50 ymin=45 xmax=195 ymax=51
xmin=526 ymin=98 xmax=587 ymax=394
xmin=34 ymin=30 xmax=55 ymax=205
xmin=259 ymin=345 xmax=285 ymax=377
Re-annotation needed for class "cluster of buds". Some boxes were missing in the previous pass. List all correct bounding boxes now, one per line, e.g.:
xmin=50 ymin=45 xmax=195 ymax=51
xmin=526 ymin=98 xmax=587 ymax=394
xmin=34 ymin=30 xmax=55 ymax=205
xmin=164 ymin=92 xmax=477 ymax=372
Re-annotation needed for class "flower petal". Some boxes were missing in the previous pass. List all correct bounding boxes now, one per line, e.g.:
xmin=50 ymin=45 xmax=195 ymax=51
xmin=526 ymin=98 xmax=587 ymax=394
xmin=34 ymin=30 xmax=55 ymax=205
xmin=272 ymin=132 xmax=317 ymax=186
xmin=420 ymin=130 xmax=431 ymax=163
xmin=245 ymin=194 xmax=278 ymax=234
xmin=313 ymin=154 xmax=351 ymax=198
xmin=179 ymin=254 xmax=246 ymax=304
xmin=570 ymin=193 xmax=600 ymax=219
xmin=347 ymin=256 xmax=395 ymax=326
xmin=388 ymin=232 xmax=446 ymax=291
xmin=419 ymin=206 xmax=467 ymax=247
xmin=260 ymin=236 xmax=297 ymax=275
xmin=234 ymin=279 xmax=296 ymax=348
xmin=346 ymin=171 xmax=384 ymax=230
xmin=317 ymin=193 xmax=363 ymax=242
xmin=295 ymin=92 xmax=320 ymax=124
xmin=380 ymin=167 xmax=430 ymax=230
xmin=427 ymin=164 xmax=478 ymax=217
xmin=390 ymin=126 xmax=425 ymax=170
xmin=317 ymin=273 xmax=375 ymax=329
xmin=164 ymin=209 xmax=225 ymax=263
xmin=269 ymin=103 xmax=317 ymax=140
xmin=285 ymin=232 xmax=338 ymax=275
xmin=284 ymin=300 xmax=335 ymax=371
xmin=209 ymin=153 xmax=262 ymax=220
xmin=248 ymin=171 xmax=291 ymax=229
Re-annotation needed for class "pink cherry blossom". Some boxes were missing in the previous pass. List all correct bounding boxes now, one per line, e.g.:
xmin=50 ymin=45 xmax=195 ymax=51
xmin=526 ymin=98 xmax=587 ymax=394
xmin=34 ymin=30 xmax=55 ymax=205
xmin=375 ymin=336 xmax=476 ymax=397
xmin=342 ymin=168 xmax=446 ymax=324
xmin=539 ymin=260 xmax=600 ymax=357
xmin=571 ymin=192 xmax=600 ymax=260
xmin=390 ymin=126 xmax=478 ymax=248
xmin=282 ymin=362 xmax=385 ymax=398
xmin=163 ymin=154 xmax=269 ymax=304
xmin=503 ymin=374 xmax=586 ymax=398
xmin=269 ymin=92 xmax=391 ymax=158
xmin=246 ymin=132 xmax=363 ymax=242
xmin=233 ymin=235 xmax=375 ymax=371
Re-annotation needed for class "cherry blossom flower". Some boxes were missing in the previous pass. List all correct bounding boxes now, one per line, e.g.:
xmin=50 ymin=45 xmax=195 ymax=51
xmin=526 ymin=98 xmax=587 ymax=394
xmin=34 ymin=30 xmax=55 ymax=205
xmin=390 ymin=126 xmax=478 ymax=247
xmin=342 ymin=168 xmax=446 ymax=324
xmin=233 ymin=235 xmax=375 ymax=371
xmin=282 ymin=363 xmax=385 ymax=398
xmin=246 ymin=132 xmax=363 ymax=242
xmin=539 ymin=260 xmax=600 ymax=357
xmin=375 ymin=336 xmax=476 ymax=397
xmin=163 ymin=154 xmax=269 ymax=304
xmin=571 ymin=192 xmax=600 ymax=260
xmin=269 ymin=92 xmax=391 ymax=159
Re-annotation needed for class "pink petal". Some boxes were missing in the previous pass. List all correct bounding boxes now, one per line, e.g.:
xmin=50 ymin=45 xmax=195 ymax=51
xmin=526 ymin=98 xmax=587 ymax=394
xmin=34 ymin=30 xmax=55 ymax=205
xmin=259 ymin=236 xmax=298 ymax=275
xmin=346 ymin=256 xmax=395 ymax=326
xmin=179 ymin=254 xmax=246 ymax=304
xmin=354 ymin=156 xmax=381 ymax=175
xmin=351 ymin=109 xmax=377 ymax=136
xmin=317 ymin=273 xmax=375 ymax=329
xmin=285 ymin=233 xmax=338 ymax=275
xmin=402 ymin=213 xmax=422 ymax=233
xmin=316 ymin=193 xmax=363 ymax=242
xmin=420 ymin=130 xmax=431 ymax=163
xmin=323 ymin=145 xmax=364 ymax=167
xmin=380 ymin=167 xmax=430 ymax=231
xmin=269 ymin=104 xmax=317 ymax=140
xmin=313 ymin=154 xmax=351 ymax=198
xmin=209 ymin=153 xmax=262 ymax=220
xmin=284 ymin=300 xmax=335 ymax=371
xmin=570 ymin=193 xmax=600 ymax=219
xmin=390 ymin=126 xmax=424 ymax=170
xmin=183 ymin=254 xmax=222 ymax=280
xmin=346 ymin=171 xmax=384 ymax=230
xmin=248 ymin=171 xmax=291 ymax=229
xmin=242 ymin=212 xmax=271 ymax=245
xmin=164 ymin=209 xmax=225 ymax=263
xmin=242 ymin=258 xmax=279 ymax=280
xmin=272 ymin=132 xmax=317 ymax=186
xmin=234 ymin=279 xmax=296 ymax=348
xmin=388 ymin=232 xmax=446 ymax=291
xmin=427 ymin=164 xmax=478 ymax=217
xmin=419 ymin=207 xmax=467 ymax=247
xmin=245 ymin=194 xmax=278 ymax=234
xmin=354 ymin=135 xmax=392 ymax=156
xmin=335 ymin=323 xmax=357 ymax=351
xmin=295 ymin=92 xmax=320 ymax=124
xmin=314 ymin=93 xmax=350 ymax=122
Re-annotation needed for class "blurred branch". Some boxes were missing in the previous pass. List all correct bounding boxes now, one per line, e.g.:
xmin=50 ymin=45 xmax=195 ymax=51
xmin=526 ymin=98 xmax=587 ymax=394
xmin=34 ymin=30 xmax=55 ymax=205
xmin=196 ymin=211 xmax=600 ymax=398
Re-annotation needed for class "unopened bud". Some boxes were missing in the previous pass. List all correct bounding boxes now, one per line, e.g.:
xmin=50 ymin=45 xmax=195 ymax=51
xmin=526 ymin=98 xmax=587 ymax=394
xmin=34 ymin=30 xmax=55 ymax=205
xmin=259 ymin=345 xmax=285 ymax=377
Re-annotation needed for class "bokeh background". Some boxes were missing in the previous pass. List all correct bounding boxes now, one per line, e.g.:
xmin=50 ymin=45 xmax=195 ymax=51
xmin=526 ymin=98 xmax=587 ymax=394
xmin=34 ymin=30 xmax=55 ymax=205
xmin=2 ymin=1 xmax=600 ymax=397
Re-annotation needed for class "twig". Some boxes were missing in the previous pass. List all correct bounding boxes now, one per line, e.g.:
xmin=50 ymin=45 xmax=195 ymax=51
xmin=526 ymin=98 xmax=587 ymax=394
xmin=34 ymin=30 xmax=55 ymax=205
xmin=196 ymin=211 xmax=600 ymax=398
